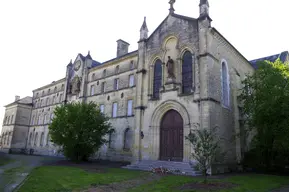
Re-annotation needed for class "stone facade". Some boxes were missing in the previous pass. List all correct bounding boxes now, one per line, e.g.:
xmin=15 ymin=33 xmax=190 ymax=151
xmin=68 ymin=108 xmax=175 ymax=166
xmin=0 ymin=0 xmax=274 ymax=174
xmin=0 ymin=96 xmax=32 ymax=152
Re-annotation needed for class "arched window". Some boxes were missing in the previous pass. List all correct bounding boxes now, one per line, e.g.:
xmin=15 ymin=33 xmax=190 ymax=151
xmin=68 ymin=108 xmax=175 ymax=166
xmin=115 ymin=65 xmax=120 ymax=74
xmin=46 ymin=98 xmax=50 ymax=106
xmin=108 ymin=129 xmax=116 ymax=149
xmin=182 ymin=51 xmax=193 ymax=94
xmin=40 ymin=132 xmax=44 ymax=146
xmin=29 ymin=133 xmax=32 ymax=145
xmin=46 ymin=133 xmax=49 ymax=146
xmin=221 ymin=60 xmax=230 ymax=107
xmin=153 ymin=59 xmax=163 ymax=99
xmin=6 ymin=133 xmax=8 ymax=145
xmin=34 ymin=133 xmax=38 ymax=146
xmin=90 ymin=85 xmax=95 ymax=96
xmin=7 ymin=132 xmax=11 ymax=145
xmin=7 ymin=116 xmax=10 ymax=125
xmin=102 ymin=69 xmax=106 ymax=78
xmin=123 ymin=128 xmax=132 ymax=150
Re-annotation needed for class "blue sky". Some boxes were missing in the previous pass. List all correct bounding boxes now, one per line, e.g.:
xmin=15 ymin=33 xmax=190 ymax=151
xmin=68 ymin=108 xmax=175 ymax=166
xmin=0 ymin=0 xmax=288 ymax=131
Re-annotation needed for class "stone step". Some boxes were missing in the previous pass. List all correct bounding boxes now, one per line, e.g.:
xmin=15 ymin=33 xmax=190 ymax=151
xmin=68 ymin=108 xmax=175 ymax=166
xmin=122 ymin=160 xmax=202 ymax=176
xmin=123 ymin=166 xmax=202 ymax=176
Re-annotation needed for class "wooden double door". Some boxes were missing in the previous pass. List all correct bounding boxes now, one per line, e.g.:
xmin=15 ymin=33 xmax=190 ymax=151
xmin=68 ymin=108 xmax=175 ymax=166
xmin=160 ymin=110 xmax=184 ymax=162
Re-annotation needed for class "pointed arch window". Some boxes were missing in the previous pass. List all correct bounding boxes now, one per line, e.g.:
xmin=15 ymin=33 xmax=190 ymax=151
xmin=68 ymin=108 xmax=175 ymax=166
xmin=182 ymin=51 xmax=193 ymax=94
xmin=221 ymin=60 xmax=230 ymax=107
xmin=153 ymin=59 xmax=163 ymax=99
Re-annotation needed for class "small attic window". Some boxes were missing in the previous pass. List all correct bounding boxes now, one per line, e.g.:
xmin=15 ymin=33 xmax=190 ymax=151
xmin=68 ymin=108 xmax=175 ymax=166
xmin=48 ymin=89 xmax=51 ymax=94
xmin=92 ymin=73 xmax=95 ymax=81
xmin=54 ymin=86 xmax=57 ymax=93
xmin=115 ymin=66 xmax=120 ymax=74
xmin=42 ymin=91 xmax=45 ymax=96
xmin=61 ymin=84 xmax=64 ymax=90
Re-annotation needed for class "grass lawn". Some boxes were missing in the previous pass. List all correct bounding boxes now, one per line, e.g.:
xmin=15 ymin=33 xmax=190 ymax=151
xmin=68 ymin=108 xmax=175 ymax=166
xmin=18 ymin=166 xmax=148 ymax=192
xmin=18 ymin=165 xmax=289 ymax=192
xmin=129 ymin=174 xmax=289 ymax=192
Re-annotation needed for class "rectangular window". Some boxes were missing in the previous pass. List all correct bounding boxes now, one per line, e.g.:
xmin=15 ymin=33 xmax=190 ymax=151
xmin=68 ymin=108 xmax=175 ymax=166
xmin=129 ymin=75 xmax=134 ymax=87
xmin=44 ymin=115 xmax=47 ymax=124
xmin=38 ymin=116 xmax=41 ymax=125
xmin=50 ymin=113 xmax=54 ymax=123
xmin=53 ymin=96 xmax=56 ymax=104
xmin=11 ymin=115 xmax=14 ymax=124
xmin=31 ymin=115 xmax=35 ymax=125
xmin=100 ymin=104 xmax=104 ymax=113
xmin=114 ymin=79 xmax=119 ymax=90
xmin=112 ymin=103 xmax=118 ymax=118
xmin=59 ymin=94 xmax=63 ymax=102
xmin=101 ymin=82 xmax=105 ymax=93
xmin=127 ymin=100 xmax=133 ymax=116
xmin=90 ymin=85 xmax=95 ymax=96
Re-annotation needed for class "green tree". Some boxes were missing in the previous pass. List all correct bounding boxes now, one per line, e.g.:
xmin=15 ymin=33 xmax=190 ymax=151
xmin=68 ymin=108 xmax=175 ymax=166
xmin=186 ymin=127 xmax=221 ymax=183
xmin=239 ymin=59 xmax=289 ymax=169
xmin=49 ymin=102 xmax=111 ymax=162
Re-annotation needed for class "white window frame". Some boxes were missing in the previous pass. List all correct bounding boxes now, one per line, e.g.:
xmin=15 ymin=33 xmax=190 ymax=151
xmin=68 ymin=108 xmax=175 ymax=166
xmin=127 ymin=100 xmax=133 ymax=116
xmin=112 ymin=102 xmax=118 ymax=118
xmin=90 ymin=85 xmax=95 ymax=96
xmin=129 ymin=75 xmax=134 ymax=87
xmin=100 ymin=104 xmax=105 ymax=114
xmin=114 ymin=79 xmax=119 ymax=90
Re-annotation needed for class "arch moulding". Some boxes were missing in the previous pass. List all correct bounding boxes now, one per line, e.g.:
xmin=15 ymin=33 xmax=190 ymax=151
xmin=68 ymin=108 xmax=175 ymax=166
xmin=150 ymin=100 xmax=191 ymax=129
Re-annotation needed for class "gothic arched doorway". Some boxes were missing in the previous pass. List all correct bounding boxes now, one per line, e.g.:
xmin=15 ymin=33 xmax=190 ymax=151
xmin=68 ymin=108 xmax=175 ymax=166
xmin=160 ymin=109 xmax=184 ymax=161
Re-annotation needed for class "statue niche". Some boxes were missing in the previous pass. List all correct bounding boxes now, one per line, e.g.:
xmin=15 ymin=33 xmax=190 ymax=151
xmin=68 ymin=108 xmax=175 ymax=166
xmin=70 ymin=75 xmax=82 ymax=94
xmin=166 ymin=56 xmax=176 ymax=80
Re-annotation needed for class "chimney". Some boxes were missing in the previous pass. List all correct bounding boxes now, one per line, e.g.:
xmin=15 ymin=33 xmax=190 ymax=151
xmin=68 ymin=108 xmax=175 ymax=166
xmin=116 ymin=39 xmax=130 ymax=57
xmin=15 ymin=95 xmax=20 ymax=101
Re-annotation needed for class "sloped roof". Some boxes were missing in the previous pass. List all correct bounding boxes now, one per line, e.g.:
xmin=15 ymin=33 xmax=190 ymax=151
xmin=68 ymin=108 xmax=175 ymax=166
xmin=4 ymin=96 xmax=33 ymax=108
xmin=250 ymin=51 xmax=289 ymax=69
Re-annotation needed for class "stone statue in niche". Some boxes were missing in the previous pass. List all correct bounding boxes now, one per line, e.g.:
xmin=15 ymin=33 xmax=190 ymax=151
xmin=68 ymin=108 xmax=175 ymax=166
xmin=71 ymin=76 xmax=81 ymax=94
xmin=166 ymin=56 xmax=176 ymax=80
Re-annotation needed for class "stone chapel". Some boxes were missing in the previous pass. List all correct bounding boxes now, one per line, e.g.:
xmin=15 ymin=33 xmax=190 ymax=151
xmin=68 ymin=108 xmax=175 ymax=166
xmin=4 ymin=0 xmax=286 ymax=174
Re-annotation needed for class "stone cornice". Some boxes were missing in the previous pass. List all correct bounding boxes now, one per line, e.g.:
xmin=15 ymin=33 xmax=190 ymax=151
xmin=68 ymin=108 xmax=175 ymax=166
xmin=89 ymin=52 xmax=138 ymax=73
xmin=33 ymin=90 xmax=64 ymax=100
xmin=90 ymin=68 xmax=136 ymax=83
xmin=33 ymin=78 xmax=66 ymax=92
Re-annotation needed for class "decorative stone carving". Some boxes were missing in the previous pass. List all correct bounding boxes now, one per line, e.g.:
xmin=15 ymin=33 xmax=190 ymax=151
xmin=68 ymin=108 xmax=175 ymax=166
xmin=71 ymin=76 xmax=81 ymax=94
xmin=166 ymin=56 xmax=176 ymax=80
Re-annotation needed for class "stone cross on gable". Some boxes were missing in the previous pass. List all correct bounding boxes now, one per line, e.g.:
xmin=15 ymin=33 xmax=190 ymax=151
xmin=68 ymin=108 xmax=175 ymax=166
xmin=169 ymin=0 xmax=176 ymax=14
